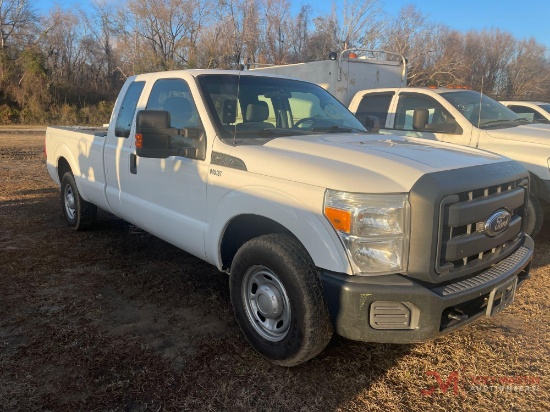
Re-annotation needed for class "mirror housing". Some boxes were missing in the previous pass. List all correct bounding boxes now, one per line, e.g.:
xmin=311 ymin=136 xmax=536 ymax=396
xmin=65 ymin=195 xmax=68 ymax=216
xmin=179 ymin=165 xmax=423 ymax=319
xmin=135 ymin=110 xmax=206 ymax=160
xmin=412 ymin=108 xmax=460 ymax=134
xmin=364 ymin=115 xmax=380 ymax=133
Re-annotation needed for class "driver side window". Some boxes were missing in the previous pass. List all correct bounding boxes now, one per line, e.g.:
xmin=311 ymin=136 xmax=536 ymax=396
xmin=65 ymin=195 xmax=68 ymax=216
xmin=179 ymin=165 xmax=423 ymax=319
xmin=146 ymin=78 xmax=203 ymax=150
xmin=395 ymin=94 xmax=459 ymax=134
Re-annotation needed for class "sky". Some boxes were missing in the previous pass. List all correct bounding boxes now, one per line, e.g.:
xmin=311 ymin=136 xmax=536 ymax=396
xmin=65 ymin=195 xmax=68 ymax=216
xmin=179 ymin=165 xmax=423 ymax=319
xmin=34 ymin=0 xmax=550 ymax=52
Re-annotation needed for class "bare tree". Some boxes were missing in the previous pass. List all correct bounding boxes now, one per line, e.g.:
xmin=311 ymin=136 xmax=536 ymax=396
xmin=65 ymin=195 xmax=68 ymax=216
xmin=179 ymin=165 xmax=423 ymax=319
xmin=380 ymin=5 xmax=441 ymax=86
xmin=122 ymin=0 xmax=212 ymax=71
xmin=462 ymin=29 xmax=515 ymax=94
xmin=338 ymin=0 xmax=383 ymax=50
xmin=0 ymin=0 xmax=36 ymax=50
xmin=80 ymin=0 xmax=121 ymax=92
xmin=307 ymin=13 xmax=338 ymax=61
xmin=504 ymin=38 xmax=550 ymax=99
xmin=286 ymin=5 xmax=310 ymax=62
xmin=260 ymin=0 xmax=292 ymax=64
xmin=0 ymin=0 xmax=38 ymax=80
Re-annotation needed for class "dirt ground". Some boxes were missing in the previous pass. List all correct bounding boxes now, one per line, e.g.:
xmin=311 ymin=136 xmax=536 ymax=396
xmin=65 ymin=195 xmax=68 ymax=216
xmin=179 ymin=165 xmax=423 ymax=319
xmin=0 ymin=132 xmax=548 ymax=411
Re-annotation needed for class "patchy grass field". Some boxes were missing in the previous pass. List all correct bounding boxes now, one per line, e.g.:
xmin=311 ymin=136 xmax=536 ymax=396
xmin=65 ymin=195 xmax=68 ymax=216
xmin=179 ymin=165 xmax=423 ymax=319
xmin=0 ymin=132 xmax=548 ymax=411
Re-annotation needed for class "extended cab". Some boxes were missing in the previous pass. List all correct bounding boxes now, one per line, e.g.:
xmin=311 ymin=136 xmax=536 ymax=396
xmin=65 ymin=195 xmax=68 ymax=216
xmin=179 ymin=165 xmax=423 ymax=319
xmin=46 ymin=70 xmax=533 ymax=366
xmin=348 ymin=87 xmax=550 ymax=237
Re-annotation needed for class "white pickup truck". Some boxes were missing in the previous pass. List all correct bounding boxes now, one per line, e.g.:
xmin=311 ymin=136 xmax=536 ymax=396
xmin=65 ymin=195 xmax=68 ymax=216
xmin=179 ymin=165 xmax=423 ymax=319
xmin=347 ymin=87 xmax=550 ymax=237
xmin=500 ymin=101 xmax=550 ymax=124
xmin=46 ymin=70 xmax=533 ymax=366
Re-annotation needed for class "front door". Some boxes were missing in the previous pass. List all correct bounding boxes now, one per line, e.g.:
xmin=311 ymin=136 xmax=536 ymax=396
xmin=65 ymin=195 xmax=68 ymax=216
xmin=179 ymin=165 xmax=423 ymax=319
xmin=389 ymin=93 xmax=472 ymax=147
xmin=122 ymin=77 xmax=209 ymax=260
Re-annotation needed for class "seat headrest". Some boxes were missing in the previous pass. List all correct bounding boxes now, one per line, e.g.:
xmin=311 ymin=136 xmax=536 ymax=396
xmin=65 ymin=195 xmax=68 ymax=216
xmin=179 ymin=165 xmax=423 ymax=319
xmin=223 ymin=99 xmax=237 ymax=124
xmin=245 ymin=101 xmax=269 ymax=122
xmin=163 ymin=96 xmax=192 ymax=122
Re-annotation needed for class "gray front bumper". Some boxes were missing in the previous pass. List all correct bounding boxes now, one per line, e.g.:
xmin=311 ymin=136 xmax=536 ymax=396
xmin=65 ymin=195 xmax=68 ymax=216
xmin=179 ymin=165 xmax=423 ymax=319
xmin=320 ymin=235 xmax=533 ymax=343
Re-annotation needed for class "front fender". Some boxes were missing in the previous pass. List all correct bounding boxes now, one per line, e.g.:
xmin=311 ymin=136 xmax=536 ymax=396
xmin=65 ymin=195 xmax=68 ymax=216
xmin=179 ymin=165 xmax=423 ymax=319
xmin=204 ymin=185 xmax=352 ymax=275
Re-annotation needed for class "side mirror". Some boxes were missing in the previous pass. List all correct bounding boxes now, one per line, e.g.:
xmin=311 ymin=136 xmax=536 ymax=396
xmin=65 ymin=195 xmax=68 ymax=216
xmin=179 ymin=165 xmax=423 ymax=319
xmin=413 ymin=108 xmax=429 ymax=130
xmin=364 ymin=115 xmax=380 ymax=133
xmin=135 ymin=110 xmax=206 ymax=160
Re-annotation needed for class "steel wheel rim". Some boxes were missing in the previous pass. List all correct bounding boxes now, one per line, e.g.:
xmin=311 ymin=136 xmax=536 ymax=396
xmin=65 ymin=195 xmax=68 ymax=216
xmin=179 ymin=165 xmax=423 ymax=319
xmin=242 ymin=265 xmax=291 ymax=342
xmin=64 ymin=185 xmax=76 ymax=220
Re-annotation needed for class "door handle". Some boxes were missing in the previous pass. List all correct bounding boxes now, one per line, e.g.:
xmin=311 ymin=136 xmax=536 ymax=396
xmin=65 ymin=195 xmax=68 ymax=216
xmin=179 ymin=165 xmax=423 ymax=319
xmin=130 ymin=153 xmax=137 ymax=174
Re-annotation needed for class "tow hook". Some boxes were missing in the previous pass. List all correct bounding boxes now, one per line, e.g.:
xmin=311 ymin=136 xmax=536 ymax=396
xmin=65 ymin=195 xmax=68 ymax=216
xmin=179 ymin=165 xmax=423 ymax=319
xmin=447 ymin=308 xmax=468 ymax=322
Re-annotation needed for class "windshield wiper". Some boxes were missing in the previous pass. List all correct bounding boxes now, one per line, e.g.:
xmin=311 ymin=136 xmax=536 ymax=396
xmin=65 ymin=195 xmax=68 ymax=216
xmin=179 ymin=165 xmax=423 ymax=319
xmin=310 ymin=125 xmax=368 ymax=134
xmin=478 ymin=119 xmax=517 ymax=129
xmin=235 ymin=128 xmax=311 ymax=137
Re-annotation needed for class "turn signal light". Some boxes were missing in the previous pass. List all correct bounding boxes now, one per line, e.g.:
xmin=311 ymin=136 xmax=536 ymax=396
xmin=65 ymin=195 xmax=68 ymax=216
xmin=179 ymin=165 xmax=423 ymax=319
xmin=349 ymin=52 xmax=358 ymax=59
xmin=135 ymin=133 xmax=143 ymax=149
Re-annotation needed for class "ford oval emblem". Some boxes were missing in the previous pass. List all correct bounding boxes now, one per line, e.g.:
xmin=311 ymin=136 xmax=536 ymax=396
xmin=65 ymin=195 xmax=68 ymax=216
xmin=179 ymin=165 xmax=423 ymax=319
xmin=484 ymin=209 xmax=511 ymax=237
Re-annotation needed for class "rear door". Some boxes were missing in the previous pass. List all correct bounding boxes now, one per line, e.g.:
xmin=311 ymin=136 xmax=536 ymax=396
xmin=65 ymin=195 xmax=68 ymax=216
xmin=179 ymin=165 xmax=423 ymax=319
xmin=352 ymin=91 xmax=395 ymax=128
xmin=104 ymin=78 xmax=146 ymax=216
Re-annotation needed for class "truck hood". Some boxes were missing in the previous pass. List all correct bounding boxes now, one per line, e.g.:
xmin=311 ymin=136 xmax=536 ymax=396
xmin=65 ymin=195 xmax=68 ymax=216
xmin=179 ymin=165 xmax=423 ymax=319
xmin=485 ymin=124 xmax=550 ymax=145
xmin=233 ymin=133 xmax=505 ymax=193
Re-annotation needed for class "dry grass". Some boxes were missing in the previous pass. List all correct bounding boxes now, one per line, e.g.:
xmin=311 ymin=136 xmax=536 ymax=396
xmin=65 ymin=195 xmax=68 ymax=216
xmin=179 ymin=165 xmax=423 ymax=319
xmin=0 ymin=132 xmax=548 ymax=411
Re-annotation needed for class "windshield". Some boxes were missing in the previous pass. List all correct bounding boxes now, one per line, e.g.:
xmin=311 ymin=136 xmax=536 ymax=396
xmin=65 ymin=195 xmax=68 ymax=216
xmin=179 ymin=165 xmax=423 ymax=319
xmin=197 ymin=74 xmax=366 ymax=144
xmin=441 ymin=90 xmax=524 ymax=129
xmin=538 ymin=104 xmax=550 ymax=115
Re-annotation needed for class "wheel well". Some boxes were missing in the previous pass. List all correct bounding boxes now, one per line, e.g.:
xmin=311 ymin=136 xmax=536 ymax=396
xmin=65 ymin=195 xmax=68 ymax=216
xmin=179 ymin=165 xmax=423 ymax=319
xmin=57 ymin=157 xmax=72 ymax=182
xmin=220 ymin=215 xmax=295 ymax=271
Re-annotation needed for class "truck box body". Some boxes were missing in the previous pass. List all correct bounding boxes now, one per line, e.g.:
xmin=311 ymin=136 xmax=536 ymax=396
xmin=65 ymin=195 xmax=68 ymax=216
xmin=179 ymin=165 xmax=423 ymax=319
xmin=252 ymin=57 xmax=406 ymax=107
xmin=45 ymin=69 xmax=533 ymax=366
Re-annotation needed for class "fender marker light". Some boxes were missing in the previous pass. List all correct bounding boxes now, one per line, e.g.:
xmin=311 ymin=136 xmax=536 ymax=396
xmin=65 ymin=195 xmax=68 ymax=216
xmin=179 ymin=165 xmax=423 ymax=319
xmin=325 ymin=207 xmax=351 ymax=233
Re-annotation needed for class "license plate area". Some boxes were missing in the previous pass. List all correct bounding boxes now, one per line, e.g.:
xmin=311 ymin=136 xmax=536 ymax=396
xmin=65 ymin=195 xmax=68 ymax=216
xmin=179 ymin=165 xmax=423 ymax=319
xmin=486 ymin=277 xmax=517 ymax=317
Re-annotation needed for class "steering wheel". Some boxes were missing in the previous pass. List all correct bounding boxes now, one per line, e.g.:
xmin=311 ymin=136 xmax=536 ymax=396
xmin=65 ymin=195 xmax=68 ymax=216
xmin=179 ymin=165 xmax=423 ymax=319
xmin=293 ymin=117 xmax=319 ymax=129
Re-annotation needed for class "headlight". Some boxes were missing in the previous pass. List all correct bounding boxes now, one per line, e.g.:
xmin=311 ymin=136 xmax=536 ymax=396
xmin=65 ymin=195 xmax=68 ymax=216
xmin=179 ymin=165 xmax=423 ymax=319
xmin=324 ymin=190 xmax=410 ymax=275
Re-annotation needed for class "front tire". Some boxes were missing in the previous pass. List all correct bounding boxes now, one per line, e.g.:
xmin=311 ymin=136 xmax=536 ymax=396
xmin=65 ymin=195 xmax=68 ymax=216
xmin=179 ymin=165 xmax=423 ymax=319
xmin=525 ymin=194 xmax=543 ymax=238
xmin=60 ymin=172 xmax=97 ymax=230
xmin=230 ymin=234 xmax=333 ymax=366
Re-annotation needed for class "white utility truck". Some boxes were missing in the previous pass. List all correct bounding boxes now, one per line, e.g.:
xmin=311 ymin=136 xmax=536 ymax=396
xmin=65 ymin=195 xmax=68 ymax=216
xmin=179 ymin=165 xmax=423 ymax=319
xmin=46 ymin=70 xmax=533 ymax=366
xmin=251 ymin=49 xmax=407 ymax=107
xmin=254 ymin=53 xmax=550 ymax=237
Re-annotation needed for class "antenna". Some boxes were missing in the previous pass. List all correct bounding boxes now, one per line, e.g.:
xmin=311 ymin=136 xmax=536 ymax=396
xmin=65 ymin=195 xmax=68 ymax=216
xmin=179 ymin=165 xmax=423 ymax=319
xmin=476 ymin=76 xmax=483 ymax=148
xmin=234 ymin=69 xmax=241 ymax=147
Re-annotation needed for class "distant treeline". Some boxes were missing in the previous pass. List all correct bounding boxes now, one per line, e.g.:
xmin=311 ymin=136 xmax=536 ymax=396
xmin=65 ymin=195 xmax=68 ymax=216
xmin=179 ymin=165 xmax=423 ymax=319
xmin=1 ymin=0 xmax=549 ymax=125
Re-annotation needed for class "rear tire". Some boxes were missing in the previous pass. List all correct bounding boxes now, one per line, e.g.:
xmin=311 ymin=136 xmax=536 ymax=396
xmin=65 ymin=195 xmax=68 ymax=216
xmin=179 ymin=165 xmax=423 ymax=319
xmin=525 ymin=194 xmax=543 ymax=238
xmin=60 ymin=172 xmax=97 ymax=230
xmin=230 ymin=233 xmax=333 ymax=366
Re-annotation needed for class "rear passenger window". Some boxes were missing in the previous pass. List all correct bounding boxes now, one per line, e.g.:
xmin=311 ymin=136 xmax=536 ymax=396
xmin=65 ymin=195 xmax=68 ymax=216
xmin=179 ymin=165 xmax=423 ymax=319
xmin=115 ymin=81 xmax=145 ymax=138
xmin=356 ymin=93 xmax=394 ymax=127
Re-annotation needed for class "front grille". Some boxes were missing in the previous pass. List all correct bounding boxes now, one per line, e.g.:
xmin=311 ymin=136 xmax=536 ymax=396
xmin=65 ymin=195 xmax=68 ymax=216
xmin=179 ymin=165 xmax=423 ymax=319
xmin=436 ymin=178 xmax=528 ymax=276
